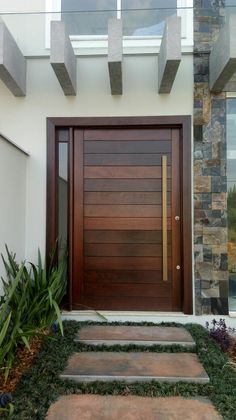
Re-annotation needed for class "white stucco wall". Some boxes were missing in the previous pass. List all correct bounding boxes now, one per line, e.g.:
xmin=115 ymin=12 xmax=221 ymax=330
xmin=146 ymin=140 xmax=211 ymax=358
xmin=0 ymin=138 xmax=28 ymax=294
xmin=0 ymin=54 xmax=193 ymax=267
xmin=0 ymin=0 xmax=46 ymax=56
xmin=0 ymin=0 xmax=193 ymax=295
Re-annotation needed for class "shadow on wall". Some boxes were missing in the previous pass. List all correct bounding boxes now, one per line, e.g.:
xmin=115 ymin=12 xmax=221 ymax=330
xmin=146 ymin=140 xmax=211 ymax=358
xmin=0 ymin=135 xmax=28 ymax=295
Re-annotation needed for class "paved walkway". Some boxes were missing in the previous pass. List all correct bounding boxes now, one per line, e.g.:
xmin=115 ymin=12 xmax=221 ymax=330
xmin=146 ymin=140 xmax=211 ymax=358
xmin=46 ymin=325 xmax=220 ymax=419
xmin=46 ymin=395 xmax=222 ymax=420
xmin=75 ymin=325 xmax=195 ymax=346
xmin=60 ymin=352 xmax=209 ymax=383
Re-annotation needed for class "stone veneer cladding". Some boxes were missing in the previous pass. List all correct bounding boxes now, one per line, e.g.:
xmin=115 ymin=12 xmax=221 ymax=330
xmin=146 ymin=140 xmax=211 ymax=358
xmin=194 ymin=0 xmax=230 ymax=315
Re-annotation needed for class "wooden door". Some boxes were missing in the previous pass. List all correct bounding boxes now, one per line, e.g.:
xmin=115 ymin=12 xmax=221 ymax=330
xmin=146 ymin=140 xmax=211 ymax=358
xmin=71 ymin=127 xmax=182 ymax=311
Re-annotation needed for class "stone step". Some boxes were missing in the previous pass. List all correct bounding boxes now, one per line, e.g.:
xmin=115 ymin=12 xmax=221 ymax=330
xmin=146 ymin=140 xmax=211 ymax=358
xmin=75 ymin=325 xmax=195 ymax=347
xmin=60 ymin=352 xmax=209 ymax=384
xmin=47 ymin=395 xmax=222 ymax=420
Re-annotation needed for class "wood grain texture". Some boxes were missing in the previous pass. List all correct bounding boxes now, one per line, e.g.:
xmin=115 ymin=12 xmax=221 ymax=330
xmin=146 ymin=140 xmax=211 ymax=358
xmin=84 ymin=256 xmax=172 ymax=271
xmin=84 ymin=230 xmax=171 ymax=244
xmin=85 ymin=153 xmax=171 ymax=166
xmin=84 ymin=205 xmax=171 ymax=218
xmin=68 ymin=128 xmax=74 ymax=309
xmin=47 ymin=118 xmax=192 ymax=313
xmin=84 ymin=270 xmax=172 ymax=283
xmin=84 ymin=179 xmax=171 ymax=192
xmin=84 ymin=140 xmax=171 ymax=154
xmin=74 ymin=297 xmax=172 ymax=311
xmin=48 ymin=116 xmax=188 ymax=128
xmin=84 ymin=243 xmax=171 ymax=257
xmin=84 ymin=128 xmax=172 ymax=141
xmin=84 ymin=191 xmax=171 ymax=205
xmin=82 ymin=126 xmax=175 ymax=310
xmin=46 ymin=120 xmax=58 ymax=258
xmin=84 ymin=217 xmax=172 ymax=230
xmin=72 ymin=129 xmax=84 ymax=303
xmin=84 ymin=166 xmax=171 ymax=179
xmin=84 ymin=282 xmax=171 ymax=298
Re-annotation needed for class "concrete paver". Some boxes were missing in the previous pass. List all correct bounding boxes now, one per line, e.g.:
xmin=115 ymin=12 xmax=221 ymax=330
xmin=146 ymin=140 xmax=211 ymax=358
xmin=75 ymin=325 xmax=195 ymax=346
xmin=61 ymin=352 xmax=209 ymax=383
xmin=47 ymin=395 xmax=222 ymax=420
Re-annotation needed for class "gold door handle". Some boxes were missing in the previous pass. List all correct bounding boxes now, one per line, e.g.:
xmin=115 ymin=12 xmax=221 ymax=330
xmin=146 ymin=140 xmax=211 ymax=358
xmin=162 ymin=155 xmax=168 ymax=282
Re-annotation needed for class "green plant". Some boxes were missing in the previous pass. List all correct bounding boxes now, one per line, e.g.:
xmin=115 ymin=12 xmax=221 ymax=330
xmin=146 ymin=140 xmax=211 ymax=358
xmin=26 ymin=247 xmax=67 ymax=334
xmin=1 ymin=322 xmax=235 ymax=420
xmin=0 ymin=263 xmax=32 ymax=380
xmin=0 ymin=404 xmax=14 ymax=417
xmin=224 ymin=361 xmax=236 ymax=371
xmin=0 ymin=393 xmax=14 ymax=416
xmin=0 ymin=244 xmax=67 ymax=380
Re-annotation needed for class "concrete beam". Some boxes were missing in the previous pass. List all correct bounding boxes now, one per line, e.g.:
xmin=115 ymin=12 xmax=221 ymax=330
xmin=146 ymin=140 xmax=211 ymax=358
xmin=108 ymin=19 xmax=122 ymax=95
xmin=223 ymin=71 xmax=236 ymax=92
xmin=0 ymin=21 xmax=26 ymax=97
xmin=210 ymin=15 xmax=236 ymax=92
xmin=50 ymin=21 xmax=77 ymax=96
xmin=158 ymin=16 xmax=181 ymax=94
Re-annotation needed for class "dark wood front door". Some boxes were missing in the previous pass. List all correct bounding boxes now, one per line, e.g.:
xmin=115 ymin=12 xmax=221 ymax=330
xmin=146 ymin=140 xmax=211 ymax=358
xmin=71 ymin=127 xmax=182 ymax=311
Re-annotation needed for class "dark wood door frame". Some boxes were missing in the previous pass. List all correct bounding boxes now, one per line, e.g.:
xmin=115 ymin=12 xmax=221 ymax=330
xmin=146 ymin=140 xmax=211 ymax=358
xmin=47 ymin=116 xmax=192 ymax=314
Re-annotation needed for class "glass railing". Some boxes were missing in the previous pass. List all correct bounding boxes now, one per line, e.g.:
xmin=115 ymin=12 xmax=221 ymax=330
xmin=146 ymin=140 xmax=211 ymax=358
xmin=0 ymin=1 xmax=194 ymax=53
xmin=61 ymin=0 xmax=177 ymax=37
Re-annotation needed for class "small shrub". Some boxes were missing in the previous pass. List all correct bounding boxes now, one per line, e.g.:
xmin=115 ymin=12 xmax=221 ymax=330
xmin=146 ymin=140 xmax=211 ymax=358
xmin=206 ymin=319 xmax=235 ymax=351
xmin=0 ymin=244 xmax=67 ymax=380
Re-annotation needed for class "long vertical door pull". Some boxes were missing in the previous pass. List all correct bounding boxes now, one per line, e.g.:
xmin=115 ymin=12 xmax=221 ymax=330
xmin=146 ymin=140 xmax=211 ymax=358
xmin=162 ymin=155 xmax=168 ymax=281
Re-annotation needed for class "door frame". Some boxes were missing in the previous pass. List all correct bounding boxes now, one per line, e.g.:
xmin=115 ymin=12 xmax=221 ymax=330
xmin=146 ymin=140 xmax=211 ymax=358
xmin=47 ymin=116 xmax=192 ymax=314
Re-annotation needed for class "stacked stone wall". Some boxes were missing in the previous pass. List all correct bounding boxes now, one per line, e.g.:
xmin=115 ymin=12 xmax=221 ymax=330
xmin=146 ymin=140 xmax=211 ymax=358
xmin=194 ymin=0 xmax=228 ymax=314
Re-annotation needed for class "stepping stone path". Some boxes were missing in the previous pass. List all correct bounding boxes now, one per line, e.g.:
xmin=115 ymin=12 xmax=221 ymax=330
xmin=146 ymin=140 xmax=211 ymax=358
xmin=47 ymin=395 xmax=222 ymax=420
xmin=75 ymin=325 xmax=195 ymax=346
xmin=62 ymin=325 xmax=206 ymax=384
xmin=47 ymin=325 xmax=220 ymax=419
xmin=61 ymin=352 xmax=209 ymax=383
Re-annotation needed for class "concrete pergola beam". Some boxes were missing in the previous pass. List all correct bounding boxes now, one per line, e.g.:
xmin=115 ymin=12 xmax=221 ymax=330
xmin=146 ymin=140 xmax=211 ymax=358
xmin=210 ymin=15 xmax=236 ymax=93
xmin=108 ymin=19 xmax=123 ymax=95
xmin=158 ymin=16 xmax=181 ymax=94
xmin=0 ymin=21 xmax=26 ymax=97
xmin=50 ymin=21 xmax=77 ymax=96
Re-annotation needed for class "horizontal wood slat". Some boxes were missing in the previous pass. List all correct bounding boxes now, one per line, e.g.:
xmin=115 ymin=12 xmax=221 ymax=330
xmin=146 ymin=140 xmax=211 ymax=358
xmin=84 ymin=192 xmax=171 ymax=205
xmin=84 ymin=218 xmax=172 ymax=230
xmin=70 ymin=126 xmax=183 ymax=312
xmin=84 ymin=230 xmax=172 ymax=244
xmin=84 ymin=129 xmax=172 ymax=141
xmin=84 ymin=166 xmax=171 ymax=179
xmin=75 ymin=297 xmax=172 ymax=311
xmin=84 ymin=243 xmax=171 ymax=257
xmin=84 ymin=256 xmax=172 ymax=270
xmin=84 ymin=205 xmax=171 ymax=218
xmin=84 ymin=179 xmax=171 ymax=192
xmin=84 ymin=140 xmax=171 ymax=154
xmin=84 ymin=282 xmax=171 ymax=298
xmin=85 ymin=154 xmax=171 ymax=166
xmin=84 ymin=270 xmax=172 ymax=283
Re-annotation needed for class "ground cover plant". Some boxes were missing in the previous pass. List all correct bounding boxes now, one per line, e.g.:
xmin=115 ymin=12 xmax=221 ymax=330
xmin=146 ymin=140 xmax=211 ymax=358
xmin=1 ymin=321 xmax=236 ymax=419
xmin=206 ymin=318 xmax=235 ymax=351
xmin=0 ymin=245 xmax=67 ymax=383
